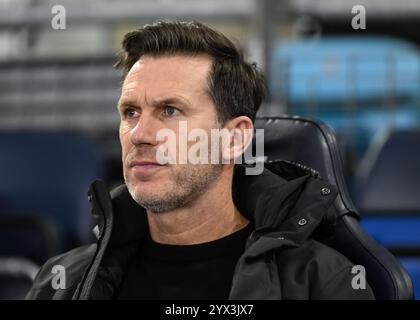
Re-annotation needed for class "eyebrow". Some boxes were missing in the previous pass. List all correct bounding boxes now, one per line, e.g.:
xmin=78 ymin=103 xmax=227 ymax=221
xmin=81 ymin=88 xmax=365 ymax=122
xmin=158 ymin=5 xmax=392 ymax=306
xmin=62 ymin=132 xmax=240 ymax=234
xmin=118 ymin=95 xmax=192 ymax=111
xmin=152 ymin=96 xmax=191 ymax=109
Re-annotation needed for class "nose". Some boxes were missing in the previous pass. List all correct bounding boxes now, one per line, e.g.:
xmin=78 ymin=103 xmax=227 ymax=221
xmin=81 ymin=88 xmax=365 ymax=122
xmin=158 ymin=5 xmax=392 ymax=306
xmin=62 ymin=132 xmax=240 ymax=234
xmin=129 ymin=111 xmax=158 ymax=147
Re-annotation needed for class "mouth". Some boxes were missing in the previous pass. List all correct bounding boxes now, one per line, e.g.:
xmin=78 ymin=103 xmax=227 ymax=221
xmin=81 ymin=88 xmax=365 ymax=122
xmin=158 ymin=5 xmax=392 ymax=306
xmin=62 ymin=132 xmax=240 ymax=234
xmin=128 ymin=160 xmax=166 ymax=178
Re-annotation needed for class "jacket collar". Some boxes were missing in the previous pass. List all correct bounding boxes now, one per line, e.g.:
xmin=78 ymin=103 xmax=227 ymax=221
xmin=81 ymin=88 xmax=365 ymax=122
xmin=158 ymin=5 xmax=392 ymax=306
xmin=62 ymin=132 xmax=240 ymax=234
xmin=232 ymin=161 xmax=337 ymax=257
xmin=75 ymin=160 xmax=338 ymax=299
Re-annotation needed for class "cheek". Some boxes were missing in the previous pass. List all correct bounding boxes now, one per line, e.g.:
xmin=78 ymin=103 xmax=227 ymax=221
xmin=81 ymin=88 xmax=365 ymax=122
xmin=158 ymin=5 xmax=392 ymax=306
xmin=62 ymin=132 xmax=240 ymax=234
xmin=119 ymin=121 xmax=132 ymax=137
xmin=119 ymin=124 xmax=132 ymax=158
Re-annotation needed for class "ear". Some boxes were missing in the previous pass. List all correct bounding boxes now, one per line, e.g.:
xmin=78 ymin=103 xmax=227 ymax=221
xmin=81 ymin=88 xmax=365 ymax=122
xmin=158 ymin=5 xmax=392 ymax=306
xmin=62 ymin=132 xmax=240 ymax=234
xmin=221 ymin=116 xmax=254 ymax=163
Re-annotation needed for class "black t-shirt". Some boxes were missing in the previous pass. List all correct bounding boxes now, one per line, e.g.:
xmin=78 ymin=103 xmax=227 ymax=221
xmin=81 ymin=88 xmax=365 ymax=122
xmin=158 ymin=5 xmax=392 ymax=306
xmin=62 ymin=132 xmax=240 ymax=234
xmin=115 ymin=222 xmax=253 ymax=300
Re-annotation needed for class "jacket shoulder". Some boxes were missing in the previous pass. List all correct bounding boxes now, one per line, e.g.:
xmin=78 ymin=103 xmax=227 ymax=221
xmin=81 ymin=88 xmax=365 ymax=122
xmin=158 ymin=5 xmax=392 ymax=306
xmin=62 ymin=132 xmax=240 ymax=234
xmin=276 ymin=240 xmax=375 ymax=300
xmin=26 ymin=244 xmax=96 ymax=300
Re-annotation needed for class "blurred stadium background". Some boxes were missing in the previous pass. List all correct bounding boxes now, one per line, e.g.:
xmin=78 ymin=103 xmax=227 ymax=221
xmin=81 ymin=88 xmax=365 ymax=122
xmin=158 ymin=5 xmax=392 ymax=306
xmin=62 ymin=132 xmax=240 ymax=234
xmin=0 ymin=0 xmax=420 ymax=299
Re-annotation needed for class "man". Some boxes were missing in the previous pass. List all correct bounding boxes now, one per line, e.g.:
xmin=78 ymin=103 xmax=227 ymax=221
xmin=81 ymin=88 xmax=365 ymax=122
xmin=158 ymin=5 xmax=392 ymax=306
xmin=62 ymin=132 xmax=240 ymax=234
xmin=26 ymin=21 xmax=374 ymax=300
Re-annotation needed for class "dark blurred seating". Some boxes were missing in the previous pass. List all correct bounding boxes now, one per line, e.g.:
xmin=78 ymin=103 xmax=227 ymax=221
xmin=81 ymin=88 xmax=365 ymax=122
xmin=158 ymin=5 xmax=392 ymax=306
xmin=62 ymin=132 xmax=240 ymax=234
xmin=0 ymin=215 xmax=59 ymax=265
xmin=356 ymin=129 xmax=420 ymax=213
xmin=0 ymin=257 xmax=39 ymax=300
xmin=399 ymin=258 xmax=420 ymax=302
xmin=356 ymin=129 xmax=420 ymax=299
xmin=0 ymin=131 xmax=105 ymax=265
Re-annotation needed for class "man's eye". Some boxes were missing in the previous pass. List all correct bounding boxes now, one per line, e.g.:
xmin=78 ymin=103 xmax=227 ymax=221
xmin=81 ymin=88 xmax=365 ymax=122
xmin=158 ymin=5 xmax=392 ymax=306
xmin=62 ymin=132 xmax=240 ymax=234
xmin=123 ymin=108 xmax=138 ymax=119
xmin=163 ymin=106 xmax=179 ymax=117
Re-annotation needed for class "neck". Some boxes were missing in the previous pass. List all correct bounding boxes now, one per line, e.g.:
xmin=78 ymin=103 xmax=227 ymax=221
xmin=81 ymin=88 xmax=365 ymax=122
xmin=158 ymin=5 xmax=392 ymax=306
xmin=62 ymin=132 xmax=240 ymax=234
xmin=146 ymin=168 xmax=249 ymax=245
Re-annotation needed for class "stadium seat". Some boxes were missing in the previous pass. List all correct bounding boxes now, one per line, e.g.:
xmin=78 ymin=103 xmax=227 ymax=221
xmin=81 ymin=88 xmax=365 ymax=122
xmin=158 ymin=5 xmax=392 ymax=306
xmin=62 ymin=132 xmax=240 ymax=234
xmin=0 ymin=257 xmax=39 ymax=300
xmin=356 ymin=129 xmax=420 ymax=213
xmin=0 ymin=131 xmax=105 ymax=264
xmin=0 ymin=215 xmax=60 ymax=264
xmin=356 ymin=129 xmax=420 ymax=298
xmin=255 ymin=115 xmax=414 ymax=300
xmin=399 ymin=258 xmax=420 ymax=300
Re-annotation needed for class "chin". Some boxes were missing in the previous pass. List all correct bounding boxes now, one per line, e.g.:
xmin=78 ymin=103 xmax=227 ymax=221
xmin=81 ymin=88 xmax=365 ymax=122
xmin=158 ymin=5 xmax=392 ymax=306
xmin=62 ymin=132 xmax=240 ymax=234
xmin=130 ymin=181 xmax=166 ymax=201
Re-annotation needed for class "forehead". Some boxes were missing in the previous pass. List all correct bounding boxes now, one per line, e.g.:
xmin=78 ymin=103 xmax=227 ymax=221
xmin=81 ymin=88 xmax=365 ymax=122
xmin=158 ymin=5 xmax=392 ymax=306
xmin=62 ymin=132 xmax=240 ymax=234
xmin=122 ymin=54 xmax=212 ymax=98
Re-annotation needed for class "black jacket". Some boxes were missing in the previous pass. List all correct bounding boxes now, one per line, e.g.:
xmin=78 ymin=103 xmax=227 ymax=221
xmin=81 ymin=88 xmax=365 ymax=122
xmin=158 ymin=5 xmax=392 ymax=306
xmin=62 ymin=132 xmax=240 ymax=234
xmin=26 ymin=161 xmax=375 ymax=300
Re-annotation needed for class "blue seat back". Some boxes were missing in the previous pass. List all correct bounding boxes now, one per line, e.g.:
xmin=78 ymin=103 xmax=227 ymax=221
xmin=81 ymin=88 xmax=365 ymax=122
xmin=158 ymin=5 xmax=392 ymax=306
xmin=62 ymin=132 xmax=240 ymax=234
xmin=255 ymin=115 xmax=414 ymax=299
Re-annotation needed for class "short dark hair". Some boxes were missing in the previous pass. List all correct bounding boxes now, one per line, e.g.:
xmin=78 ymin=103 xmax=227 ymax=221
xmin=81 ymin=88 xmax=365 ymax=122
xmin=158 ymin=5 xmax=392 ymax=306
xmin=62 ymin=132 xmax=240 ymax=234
xmin=115 ymin=21 xmax=266 ymax=123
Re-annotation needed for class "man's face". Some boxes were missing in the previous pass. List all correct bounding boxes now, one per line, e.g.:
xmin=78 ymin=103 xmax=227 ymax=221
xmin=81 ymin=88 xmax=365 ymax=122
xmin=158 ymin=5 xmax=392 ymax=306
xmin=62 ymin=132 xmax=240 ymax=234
xmin=118 ymin=54 xmax=223 ymax=213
